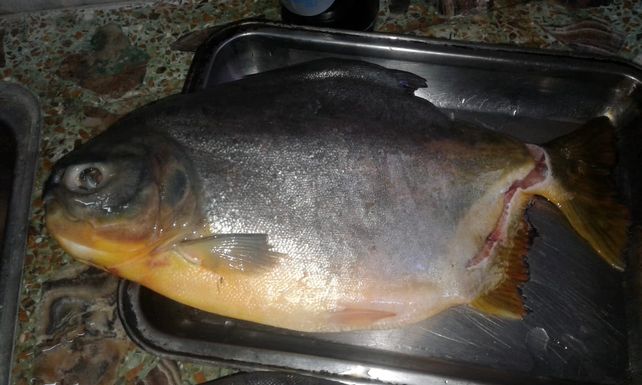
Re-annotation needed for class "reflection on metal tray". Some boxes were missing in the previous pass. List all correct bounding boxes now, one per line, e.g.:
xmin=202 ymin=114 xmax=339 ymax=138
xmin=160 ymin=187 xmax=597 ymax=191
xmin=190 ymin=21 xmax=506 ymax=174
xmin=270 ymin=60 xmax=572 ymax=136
xmin=200 ymin=371 xmax=349 ymax=385
xmin=118 ymin=21 xmax=642 ymax=385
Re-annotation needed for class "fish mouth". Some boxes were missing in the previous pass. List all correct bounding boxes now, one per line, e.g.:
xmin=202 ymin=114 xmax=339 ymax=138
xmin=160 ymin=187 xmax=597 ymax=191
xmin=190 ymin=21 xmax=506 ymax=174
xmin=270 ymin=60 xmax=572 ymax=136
xmin=53 ymin=232 xmax=120 ymax=269
xmin=466 ymin=145 xmax=549 ymax=269
xmin=45 ymin=200 xmax=159 ymax=268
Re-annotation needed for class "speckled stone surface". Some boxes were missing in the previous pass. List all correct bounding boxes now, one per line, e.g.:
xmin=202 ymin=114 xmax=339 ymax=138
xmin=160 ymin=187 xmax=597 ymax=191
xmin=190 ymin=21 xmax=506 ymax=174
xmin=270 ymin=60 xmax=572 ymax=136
xmin=0 ymin=0 xmax=640 ymax=384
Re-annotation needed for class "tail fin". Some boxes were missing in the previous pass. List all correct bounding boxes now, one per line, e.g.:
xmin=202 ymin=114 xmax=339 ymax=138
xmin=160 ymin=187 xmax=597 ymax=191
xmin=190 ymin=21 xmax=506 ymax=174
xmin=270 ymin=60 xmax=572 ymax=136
xmin=542 ymin=117 xmax=629 ymax=270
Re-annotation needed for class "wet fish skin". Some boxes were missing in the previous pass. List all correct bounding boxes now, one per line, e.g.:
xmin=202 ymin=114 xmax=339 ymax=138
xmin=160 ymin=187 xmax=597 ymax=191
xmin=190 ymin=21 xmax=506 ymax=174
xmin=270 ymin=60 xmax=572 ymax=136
xmin=44 ymin=59 xmax=628 ymax=332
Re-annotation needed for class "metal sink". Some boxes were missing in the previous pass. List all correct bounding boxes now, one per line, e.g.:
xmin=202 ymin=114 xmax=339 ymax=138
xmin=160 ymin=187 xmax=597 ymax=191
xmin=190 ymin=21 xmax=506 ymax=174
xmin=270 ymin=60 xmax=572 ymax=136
xmin=0 ymin=83 xmax=41 ymax=385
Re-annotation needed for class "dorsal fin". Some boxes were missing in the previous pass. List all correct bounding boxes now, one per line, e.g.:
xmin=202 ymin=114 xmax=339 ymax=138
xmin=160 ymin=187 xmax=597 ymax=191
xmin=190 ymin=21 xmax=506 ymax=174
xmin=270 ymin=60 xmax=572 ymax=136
xmin=239 ymin=58 xmax=429 ymax=94
xmin=470 ymin=216 xmax=532 ymax=319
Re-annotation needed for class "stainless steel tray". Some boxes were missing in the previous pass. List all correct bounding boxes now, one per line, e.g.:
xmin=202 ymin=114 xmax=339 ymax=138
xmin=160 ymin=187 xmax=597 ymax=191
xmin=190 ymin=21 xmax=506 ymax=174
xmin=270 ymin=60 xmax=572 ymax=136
xmin=118 ymin=21 xmax=642 ymax=385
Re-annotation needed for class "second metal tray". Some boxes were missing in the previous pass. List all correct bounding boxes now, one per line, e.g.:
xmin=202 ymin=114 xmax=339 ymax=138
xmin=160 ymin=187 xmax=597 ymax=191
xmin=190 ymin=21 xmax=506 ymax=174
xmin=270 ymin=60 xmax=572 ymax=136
xmin=0 ymin=82 xmax=41 ymax=385
xmin=119 ymin=22 xmax=642 ymax=385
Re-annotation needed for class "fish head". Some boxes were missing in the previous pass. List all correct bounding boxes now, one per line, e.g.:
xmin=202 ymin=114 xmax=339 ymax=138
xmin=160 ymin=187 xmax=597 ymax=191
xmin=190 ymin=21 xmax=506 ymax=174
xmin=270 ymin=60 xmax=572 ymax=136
xmin=44 ymin=126 xmax=199 ymax=270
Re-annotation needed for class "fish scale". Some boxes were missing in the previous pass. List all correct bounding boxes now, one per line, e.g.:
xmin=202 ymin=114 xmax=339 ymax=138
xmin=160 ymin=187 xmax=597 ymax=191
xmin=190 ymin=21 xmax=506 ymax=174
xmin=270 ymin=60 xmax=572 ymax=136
xmin=188 ymin=120 xmax=470 ymax=282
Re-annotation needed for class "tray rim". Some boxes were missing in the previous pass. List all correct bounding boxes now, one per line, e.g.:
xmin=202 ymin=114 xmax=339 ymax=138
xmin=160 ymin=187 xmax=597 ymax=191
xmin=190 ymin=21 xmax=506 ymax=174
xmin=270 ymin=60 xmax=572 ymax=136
xmin=183 ymin=20 xmax=642 ymax=94
xmin=119 ymin=20 xmax=642 ymax=385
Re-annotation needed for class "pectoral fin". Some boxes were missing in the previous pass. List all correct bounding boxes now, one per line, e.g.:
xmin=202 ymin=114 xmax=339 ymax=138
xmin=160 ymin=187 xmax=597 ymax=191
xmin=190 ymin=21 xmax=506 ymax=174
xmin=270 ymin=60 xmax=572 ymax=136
xmin=175 ymin=233 xmax=281 ymax=273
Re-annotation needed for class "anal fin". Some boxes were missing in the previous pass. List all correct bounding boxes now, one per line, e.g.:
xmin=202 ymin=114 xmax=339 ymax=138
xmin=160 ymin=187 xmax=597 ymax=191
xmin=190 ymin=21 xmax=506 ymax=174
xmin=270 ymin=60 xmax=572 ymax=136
xmin=470 ymin=216 xmax=532 ymax=319
xmin=328 ymin=307 xmax=397 ymax=328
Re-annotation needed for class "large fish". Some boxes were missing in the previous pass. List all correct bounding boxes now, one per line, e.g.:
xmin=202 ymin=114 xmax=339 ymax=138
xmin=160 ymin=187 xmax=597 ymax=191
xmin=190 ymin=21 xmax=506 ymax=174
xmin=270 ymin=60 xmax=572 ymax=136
xmin=44 ymin=59 xmax=629 ymax=332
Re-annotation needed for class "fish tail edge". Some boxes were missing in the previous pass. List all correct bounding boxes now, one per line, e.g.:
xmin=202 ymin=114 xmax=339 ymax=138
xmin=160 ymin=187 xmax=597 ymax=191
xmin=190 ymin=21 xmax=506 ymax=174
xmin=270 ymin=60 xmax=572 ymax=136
xmin=542 ymin=116 xmax=629 ymax=271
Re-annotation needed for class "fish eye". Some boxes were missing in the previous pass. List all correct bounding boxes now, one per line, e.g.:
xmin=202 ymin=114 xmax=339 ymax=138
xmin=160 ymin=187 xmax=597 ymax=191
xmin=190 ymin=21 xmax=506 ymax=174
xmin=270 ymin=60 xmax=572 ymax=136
xmin=63 ymin=163 xmax=111 ymax=193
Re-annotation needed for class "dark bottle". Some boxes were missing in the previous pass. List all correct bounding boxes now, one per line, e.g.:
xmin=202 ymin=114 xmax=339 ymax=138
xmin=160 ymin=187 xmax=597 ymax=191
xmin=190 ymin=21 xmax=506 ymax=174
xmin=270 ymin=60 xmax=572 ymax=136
xmin=280 ymin=0 xmax=380 ymax=31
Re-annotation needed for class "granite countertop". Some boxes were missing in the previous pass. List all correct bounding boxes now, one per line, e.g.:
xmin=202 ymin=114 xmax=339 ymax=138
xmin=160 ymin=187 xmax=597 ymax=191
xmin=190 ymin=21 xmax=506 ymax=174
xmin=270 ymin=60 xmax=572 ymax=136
xmin=1 ymin=1 xmax=640 ymax=384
